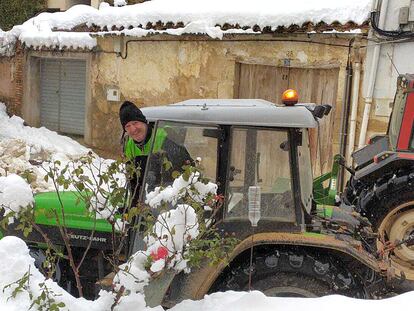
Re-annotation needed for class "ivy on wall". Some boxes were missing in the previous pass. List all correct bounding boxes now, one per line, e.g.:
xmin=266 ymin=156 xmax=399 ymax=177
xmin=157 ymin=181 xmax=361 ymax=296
xmin=0 ymin=0 xmax=46 ymax=31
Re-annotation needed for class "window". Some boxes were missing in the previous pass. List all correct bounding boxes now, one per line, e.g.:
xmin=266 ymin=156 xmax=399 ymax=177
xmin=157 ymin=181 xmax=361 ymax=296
xmin=143 ymin=121 xmax=219 ymax=192
xmin=389 ymin=89 xmax=407 ymax=150
xmin=225 ymin=127 xmax=295 ymax=222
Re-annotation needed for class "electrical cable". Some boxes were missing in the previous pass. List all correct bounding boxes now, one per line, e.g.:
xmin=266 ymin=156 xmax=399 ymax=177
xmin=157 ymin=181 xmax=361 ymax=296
xmin=371 ymin=11 xmax=414 ymax=39
xmin=95 ymin=35 xmax=368 ymax=59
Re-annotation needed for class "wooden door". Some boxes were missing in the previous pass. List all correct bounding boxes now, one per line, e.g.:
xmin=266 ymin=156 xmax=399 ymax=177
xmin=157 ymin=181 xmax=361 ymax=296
xmin=236 ymin=63 xmax=339 ymax=175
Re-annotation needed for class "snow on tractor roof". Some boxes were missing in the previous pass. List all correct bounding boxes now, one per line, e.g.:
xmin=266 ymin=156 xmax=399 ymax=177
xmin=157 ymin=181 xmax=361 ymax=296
xmin=142 ymin=99 xmax=319 ymax=128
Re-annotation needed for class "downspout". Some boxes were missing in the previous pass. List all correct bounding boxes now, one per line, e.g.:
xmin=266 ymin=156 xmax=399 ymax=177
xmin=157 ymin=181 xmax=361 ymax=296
xmin=338 ymin=41 xmax=353 ymax=191
xmin=358 ymin=0 xmax=388 ymax=148
xmin=346 ymin=41 xmax=362 ymax=164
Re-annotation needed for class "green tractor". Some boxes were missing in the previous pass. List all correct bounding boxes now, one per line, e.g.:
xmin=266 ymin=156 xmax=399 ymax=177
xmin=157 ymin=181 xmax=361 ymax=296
xmin=136 ymin=97 xmax=401 ymax=307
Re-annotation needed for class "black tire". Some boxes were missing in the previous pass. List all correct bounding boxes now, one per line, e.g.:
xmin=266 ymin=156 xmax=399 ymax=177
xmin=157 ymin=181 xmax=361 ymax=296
xmin=211 ymin=248 xmax=366 ymax=298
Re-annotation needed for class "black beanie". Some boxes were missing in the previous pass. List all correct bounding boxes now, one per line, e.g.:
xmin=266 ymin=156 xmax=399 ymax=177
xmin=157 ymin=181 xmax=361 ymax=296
xmin=119 ymin=101 xmax=147 ymax=130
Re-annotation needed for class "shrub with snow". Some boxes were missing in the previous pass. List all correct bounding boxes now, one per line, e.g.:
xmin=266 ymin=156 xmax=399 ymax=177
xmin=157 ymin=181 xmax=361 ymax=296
xmin=0 ymin=174 xmax=34 ymax=224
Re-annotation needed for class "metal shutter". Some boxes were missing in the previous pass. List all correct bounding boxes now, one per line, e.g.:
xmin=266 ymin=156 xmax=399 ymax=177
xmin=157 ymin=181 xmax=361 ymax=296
xmin=40 ymin=59 xmax=86 ymax=135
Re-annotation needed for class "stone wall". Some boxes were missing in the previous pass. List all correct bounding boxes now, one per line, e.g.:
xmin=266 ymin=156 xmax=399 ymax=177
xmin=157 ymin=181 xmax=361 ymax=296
xmin=0 ymin=44 xmax=23 ymax=116
xmin=91 ymin=35 xmax=359 ymax=157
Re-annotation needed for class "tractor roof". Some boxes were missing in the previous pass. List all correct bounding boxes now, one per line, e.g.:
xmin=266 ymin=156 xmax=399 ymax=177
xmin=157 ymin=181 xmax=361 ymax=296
xmin=142 ymin=99 xmax=319 ymax=128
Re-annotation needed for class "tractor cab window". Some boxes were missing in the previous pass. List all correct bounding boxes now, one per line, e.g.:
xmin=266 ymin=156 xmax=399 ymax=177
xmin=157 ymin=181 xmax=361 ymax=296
xmin=225 ymin=127 xmax=295 ymax=222
xmin=389 ymin=88 xmax=407 ymax=150
xmin=142 ymin=121 xmax=218 ymax=197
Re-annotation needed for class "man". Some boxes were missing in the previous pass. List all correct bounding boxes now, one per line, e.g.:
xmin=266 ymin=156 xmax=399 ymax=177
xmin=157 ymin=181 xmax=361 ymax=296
xmin=119 ymin=101 xmax=191 ymax=207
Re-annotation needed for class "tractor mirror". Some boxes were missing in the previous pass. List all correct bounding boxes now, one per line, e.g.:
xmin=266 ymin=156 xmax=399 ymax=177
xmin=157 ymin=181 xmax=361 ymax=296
xmin=323 ymin=105 xmax=332 ymax=115
xmin=312 ymin=105 xmax=332 ymax=118
xmin=313 ymin=106 xmax=326 ymax=118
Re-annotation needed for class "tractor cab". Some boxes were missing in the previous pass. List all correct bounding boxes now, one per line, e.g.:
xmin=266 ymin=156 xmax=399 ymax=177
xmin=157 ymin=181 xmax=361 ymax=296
xmin=352 ymin=74 xmax=414 ymax=170
xmin=139 ymin=98 xmax=322 ymax=236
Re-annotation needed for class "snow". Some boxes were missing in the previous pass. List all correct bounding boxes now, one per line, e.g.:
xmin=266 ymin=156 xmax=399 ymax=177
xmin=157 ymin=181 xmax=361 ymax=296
xmin=0 ymin=103 xmax=88 ymax=158
xmin=2 ymin=235 xmax=414 ymax=311
xmin=114 ymin=0 xmax=128 ymax=7
xmin=145 ymin=204 xmax=199 ymax=273
xmin=169 ymin=290 xmax=414 ymax=311
xmin=92 ymin=0 xmax=371 ymax=30
xmin=145 ymin=172 xmax=217 ymax=208
xmin=0 ymin=174 xmax=34 ymax=224
xmin=0 ymin=0 xmax=371 ymax=55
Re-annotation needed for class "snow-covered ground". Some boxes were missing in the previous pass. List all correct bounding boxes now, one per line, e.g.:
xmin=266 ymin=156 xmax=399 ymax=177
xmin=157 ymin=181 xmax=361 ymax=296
xmin=1 ymin=236 xmax=414 ymax=311
xmin=0 ymin=0 xmax=371 ymax=54
xmin=1 ymin=101 xmax=414 ymax=309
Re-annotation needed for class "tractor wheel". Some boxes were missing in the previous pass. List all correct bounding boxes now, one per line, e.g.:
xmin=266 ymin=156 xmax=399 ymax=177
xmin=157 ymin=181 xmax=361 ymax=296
xmin=374 ymin=192 xmax=414 ymax=281
xmin=211 ymin=248 xmax=366 ymax=298
xmin=250 ymin=272 xmax=331 ymax=297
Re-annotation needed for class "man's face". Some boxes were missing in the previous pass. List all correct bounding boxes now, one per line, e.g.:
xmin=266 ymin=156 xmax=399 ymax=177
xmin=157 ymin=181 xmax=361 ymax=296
xmin=125 ymin=120 xmax=148 ymax=143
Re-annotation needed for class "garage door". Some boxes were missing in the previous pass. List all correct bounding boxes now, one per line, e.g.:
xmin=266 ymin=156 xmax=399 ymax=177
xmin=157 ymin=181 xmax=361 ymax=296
xmin=236 ymin=63 xmax=339 ymax=175
xmin=40 ymin=59 xmax=86 ymax=135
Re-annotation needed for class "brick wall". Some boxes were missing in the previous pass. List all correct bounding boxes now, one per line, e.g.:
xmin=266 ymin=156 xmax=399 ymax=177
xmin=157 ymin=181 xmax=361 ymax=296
xmin=0 ymin=42 xmax=24 ymax=117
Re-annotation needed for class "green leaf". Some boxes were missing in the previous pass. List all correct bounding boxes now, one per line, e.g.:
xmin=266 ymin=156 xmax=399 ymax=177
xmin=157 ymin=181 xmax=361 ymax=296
xmin=163 ymin=159 xmax=172 ymax=171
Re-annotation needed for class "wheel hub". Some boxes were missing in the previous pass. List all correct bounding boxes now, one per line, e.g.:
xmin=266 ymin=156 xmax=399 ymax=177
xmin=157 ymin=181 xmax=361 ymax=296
xmin=378 ymin=203 xmax=414 ymax=280
xmin=389 ymin=210 xmax=414 ymax=262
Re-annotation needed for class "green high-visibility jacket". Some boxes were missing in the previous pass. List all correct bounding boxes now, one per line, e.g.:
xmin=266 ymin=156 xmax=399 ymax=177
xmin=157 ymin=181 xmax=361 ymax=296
xmin=124 ymin=128 xmax=168 ymax=161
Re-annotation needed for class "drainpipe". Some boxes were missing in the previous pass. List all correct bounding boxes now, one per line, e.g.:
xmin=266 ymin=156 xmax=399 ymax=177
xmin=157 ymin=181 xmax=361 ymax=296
xmin=338 ymin=43 xmax=353 ymax=191
xmin=346 ymin=44 xmax=361 ymax=164
xmin=358 ymin=0 xmax=388 ymax=148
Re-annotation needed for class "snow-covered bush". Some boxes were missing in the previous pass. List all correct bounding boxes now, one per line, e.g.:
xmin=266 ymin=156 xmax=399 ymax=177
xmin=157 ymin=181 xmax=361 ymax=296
xmin=0 ymin=174 xmax=34 ymax=225
xmin=0 ymin=107 xmax=237 ymax=306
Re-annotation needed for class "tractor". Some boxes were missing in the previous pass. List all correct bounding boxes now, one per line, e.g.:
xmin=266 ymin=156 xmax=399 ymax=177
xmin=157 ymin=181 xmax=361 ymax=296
xmin=338 ymin=74 xmax=414 ymax=286
xmin=1 ymin=88 xmax=411 ymax=304
xmin=136 ymin=93 xmax=402 ymax=307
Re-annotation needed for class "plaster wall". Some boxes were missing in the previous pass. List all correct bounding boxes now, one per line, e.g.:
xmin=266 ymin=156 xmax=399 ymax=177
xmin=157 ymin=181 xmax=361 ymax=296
xmin=361 ymin=0 xmax=414 ymax=143
xmin=92 ymin=35 xmax=355 ymax=154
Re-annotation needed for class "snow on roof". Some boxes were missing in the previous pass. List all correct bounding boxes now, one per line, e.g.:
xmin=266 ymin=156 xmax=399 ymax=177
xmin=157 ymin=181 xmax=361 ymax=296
xmin=0 ymin=0 xmax=372 ymax=55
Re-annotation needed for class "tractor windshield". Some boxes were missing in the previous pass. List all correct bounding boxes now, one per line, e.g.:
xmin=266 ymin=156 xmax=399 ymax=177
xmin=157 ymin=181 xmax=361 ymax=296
xmin=388 ymin=87 xmax=407 ymax=150
xmin=225 ymin=127 xmax=295 ymax=222
xmin=142 ymin=121 xmax=219 ymax=199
